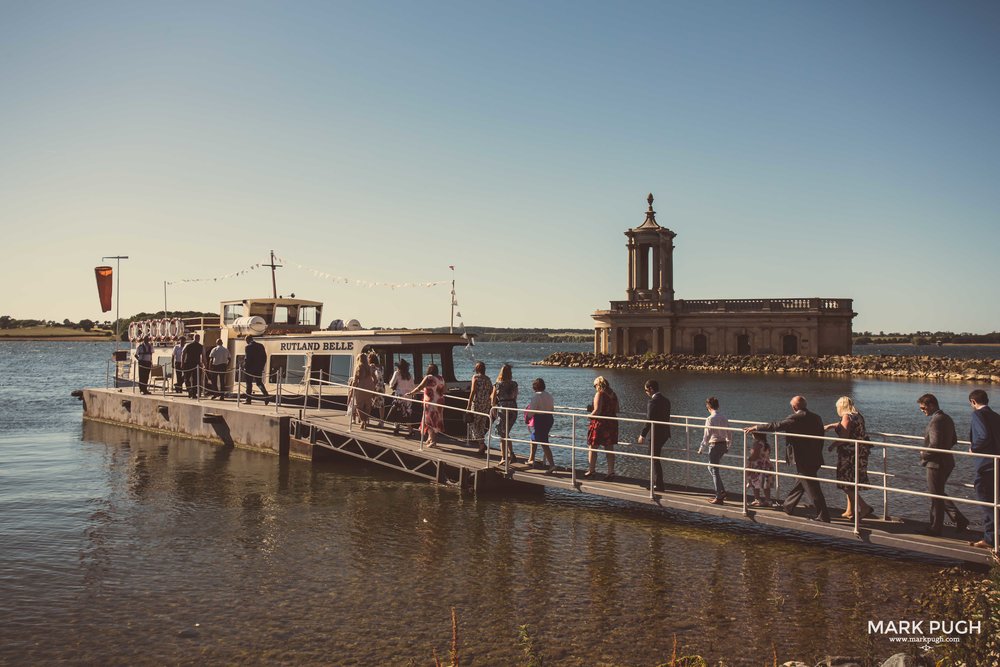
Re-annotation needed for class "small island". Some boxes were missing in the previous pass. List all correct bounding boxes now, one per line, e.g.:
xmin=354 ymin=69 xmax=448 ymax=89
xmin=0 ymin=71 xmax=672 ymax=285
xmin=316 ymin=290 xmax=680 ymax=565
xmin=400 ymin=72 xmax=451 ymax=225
xmin=535 ymin=351 xmax=1000 ymax=384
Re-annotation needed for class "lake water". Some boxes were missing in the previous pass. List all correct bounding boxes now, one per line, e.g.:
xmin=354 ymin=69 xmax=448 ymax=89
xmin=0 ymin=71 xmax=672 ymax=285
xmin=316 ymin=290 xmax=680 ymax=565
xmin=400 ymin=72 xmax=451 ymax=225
xmin=1 ymin=341 xmax=995 ymax=665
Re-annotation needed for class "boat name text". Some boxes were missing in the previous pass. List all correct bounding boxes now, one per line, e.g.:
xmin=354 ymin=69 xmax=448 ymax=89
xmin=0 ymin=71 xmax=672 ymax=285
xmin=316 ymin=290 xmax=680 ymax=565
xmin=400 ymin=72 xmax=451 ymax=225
xmin=279 ymin=341 xmax=355 ymax=352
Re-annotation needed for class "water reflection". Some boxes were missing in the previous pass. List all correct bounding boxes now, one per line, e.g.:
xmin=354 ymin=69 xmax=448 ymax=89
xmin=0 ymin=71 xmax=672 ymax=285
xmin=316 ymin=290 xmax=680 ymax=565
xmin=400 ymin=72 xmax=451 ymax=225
xmin=3 ymin=342 xmax=996 ymax=664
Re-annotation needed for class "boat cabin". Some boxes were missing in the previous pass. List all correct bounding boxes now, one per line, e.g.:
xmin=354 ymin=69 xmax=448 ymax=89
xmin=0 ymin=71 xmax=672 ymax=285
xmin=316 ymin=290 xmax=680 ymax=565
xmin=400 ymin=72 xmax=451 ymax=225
xmin=122 ymin=296 xmax=470 ymax=403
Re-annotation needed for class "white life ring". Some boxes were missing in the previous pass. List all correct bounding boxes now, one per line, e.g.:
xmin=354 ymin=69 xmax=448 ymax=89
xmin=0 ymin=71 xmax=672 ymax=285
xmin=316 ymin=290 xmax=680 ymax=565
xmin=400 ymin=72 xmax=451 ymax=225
xmin=128 ymin=322 xmax=138 ymax=340
xmin=141 ymin=321 xmax=151 ymax=338
xmin=157 ymin=319 xmax=167 ymax=338
xmin=173 ymin=318 xmax=184 ymax=337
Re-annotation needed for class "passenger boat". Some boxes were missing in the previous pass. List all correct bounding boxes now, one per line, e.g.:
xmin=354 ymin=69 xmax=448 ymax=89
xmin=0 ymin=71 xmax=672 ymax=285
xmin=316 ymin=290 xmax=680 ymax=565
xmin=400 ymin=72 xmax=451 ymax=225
xmin=115 ymin=296 xmax=473 ymax=427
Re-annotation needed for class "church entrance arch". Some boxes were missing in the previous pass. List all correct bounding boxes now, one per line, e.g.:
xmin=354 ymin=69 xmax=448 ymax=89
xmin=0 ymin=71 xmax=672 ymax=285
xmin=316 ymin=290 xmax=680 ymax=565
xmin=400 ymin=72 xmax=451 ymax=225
xmin=693 ymin=333 xmax=708 ymax=355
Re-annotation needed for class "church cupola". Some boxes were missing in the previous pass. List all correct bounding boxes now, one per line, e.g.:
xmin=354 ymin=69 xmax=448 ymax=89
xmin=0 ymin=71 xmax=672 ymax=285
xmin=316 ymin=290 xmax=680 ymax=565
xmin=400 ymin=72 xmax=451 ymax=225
xmin=625 ymin=193 xmax=676 ymax=305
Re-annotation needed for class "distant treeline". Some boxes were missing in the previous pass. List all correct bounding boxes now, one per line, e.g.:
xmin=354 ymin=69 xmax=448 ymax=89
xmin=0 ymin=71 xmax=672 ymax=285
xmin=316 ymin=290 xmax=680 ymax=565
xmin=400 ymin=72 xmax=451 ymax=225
xmin=426 ymin=326 xmax=592 ymax=343
xmin=855 ymin=331 xmax=1000 ymax=345
xmin=1 ymin=315 xmax=105 ymax=331
xmin=1 ymin=312 xmax=218 ymax=340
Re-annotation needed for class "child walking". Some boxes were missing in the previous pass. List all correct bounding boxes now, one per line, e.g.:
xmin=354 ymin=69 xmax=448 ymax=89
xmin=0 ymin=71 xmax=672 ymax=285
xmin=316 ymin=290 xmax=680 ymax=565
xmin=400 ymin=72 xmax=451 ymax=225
xmin=747 ymin=433 xmax=775 ymax=507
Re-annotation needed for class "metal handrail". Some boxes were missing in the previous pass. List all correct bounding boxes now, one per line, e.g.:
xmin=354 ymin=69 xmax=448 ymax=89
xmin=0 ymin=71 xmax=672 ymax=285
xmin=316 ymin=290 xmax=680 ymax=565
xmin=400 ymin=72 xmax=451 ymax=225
xmin=303 ymin=378 xmax=1000 ymax=550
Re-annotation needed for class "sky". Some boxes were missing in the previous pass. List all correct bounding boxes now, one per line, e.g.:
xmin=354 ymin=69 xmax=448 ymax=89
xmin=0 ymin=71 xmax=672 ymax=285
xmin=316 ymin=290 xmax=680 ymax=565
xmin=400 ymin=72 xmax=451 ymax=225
xmin=1 ymin=1 xmax=998 ymax=333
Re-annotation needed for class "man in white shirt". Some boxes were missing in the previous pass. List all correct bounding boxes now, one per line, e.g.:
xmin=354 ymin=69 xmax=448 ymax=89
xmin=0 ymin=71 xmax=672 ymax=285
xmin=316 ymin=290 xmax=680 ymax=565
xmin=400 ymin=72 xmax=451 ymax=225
xmin=172 ymin=336 xmax=186 ymax=392
xmin=699 ymin=396 xmax=731 ymax=504
xmin=207 ymin=339 xmax=232 ymax=399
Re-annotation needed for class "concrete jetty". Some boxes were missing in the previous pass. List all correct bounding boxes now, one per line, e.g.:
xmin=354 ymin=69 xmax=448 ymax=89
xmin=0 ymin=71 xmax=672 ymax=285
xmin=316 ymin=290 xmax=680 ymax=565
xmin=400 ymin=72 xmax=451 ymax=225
xmin=79 ymin=387 xmax=998 ymax=565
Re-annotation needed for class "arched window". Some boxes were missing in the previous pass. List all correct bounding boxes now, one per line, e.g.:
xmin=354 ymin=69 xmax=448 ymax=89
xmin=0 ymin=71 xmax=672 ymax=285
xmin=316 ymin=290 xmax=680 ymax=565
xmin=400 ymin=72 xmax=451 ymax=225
xmin=693 ymin=333 xmax=708 ymax=355
xmin=736 ymin=334 xmax=751 ymax=355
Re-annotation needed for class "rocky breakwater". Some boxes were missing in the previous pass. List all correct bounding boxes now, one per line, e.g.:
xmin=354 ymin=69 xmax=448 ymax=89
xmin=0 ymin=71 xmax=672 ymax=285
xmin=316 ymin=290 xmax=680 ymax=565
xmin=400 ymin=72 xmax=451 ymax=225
xmin=534 ymin=352 xmax=1000 ymax=383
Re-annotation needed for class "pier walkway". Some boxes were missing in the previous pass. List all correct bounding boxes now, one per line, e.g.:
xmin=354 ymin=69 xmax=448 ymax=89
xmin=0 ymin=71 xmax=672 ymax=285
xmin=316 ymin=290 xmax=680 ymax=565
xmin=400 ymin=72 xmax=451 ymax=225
xmin=80 ymin=387 xmax=999 ymax=566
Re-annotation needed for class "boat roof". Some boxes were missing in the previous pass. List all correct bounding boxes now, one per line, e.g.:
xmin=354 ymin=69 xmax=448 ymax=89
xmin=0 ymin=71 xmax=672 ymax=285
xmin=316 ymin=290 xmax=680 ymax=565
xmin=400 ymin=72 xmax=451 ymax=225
xmin=221 ymin=297 xmax=323 ymax=307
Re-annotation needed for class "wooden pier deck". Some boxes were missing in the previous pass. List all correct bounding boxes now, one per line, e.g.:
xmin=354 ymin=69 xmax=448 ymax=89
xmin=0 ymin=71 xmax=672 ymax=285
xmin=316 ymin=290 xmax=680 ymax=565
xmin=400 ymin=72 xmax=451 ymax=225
xmin=80 ymin=388 xmax=998 ymax=566
xmin=294 ymin=411 xmax=997 ymax=566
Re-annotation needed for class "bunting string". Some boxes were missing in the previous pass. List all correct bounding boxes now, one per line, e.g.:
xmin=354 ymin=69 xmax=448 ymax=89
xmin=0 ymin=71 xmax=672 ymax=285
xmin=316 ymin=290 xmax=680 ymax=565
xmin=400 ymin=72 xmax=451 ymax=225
xmin=166 ymin=262 xmax=265 ymax=286
xmin=276 ymin=254 xmax=447 ymax=289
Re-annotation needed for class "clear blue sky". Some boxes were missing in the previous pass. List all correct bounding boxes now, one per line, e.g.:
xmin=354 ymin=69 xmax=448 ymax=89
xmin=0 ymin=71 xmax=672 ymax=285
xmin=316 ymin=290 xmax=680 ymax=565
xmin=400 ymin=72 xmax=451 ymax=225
xmin=2 ymin=1 xmax=998 ymax=332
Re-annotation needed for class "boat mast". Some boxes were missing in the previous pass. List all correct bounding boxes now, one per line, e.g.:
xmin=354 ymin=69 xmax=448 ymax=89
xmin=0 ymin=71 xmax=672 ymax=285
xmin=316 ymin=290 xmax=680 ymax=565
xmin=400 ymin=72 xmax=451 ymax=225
xmin=265 ymin=250 xmax=282 ymax=299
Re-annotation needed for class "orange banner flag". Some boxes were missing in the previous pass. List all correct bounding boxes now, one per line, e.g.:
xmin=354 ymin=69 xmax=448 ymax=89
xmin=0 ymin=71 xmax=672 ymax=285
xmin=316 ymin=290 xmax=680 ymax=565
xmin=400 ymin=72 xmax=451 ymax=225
xmin=95 ymin=266 xmax=113 ymax=312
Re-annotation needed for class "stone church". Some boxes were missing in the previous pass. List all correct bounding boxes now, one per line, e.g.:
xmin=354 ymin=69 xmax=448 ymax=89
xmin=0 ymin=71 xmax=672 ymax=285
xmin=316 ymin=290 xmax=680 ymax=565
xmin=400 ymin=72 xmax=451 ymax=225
xmin=591 ymin=194 xmax=856 ymax=357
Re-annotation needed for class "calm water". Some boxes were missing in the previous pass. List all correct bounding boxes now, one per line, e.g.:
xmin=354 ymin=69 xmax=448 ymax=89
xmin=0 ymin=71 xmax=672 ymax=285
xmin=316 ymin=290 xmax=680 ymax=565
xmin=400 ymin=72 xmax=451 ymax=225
xmin=1 ymin=341 xmax=995 ymax=665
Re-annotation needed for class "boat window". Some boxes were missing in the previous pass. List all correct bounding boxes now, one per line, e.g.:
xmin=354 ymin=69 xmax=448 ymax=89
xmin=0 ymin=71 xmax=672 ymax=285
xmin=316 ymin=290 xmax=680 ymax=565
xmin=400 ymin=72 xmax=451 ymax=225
xmin=300 ymin=306 xmax=319 ymax=327
xmin=387 ymin=352 xmax=416 ymax=382
xmin=223 ymin=304 xmax=243 ymax=325
xmin=329 ymin=355 xmax=353 ymax=385
xmin=310 ymin=355 xmax=329 ymax=382
xmin=274 ymin=306 xmax=289 ymax=324
xmin=157 ymin=355 xmax=172 ymax=372
xmin=417 ymin=352 xmax=443 ymax=377
xmin=271 ymin=354 xmax=308 ymax=384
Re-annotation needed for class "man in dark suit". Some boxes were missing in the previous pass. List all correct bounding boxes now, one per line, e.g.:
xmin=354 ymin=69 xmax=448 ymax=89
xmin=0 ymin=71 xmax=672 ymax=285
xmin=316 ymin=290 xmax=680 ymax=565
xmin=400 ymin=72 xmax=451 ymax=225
xmin=181 ymin=334 xmax=204 ymax=399
xmin=968 ymin=390 xmax=1000 ymax=549
xmin=637 ymin=379 xmax=670 ymax=492
xmin=746 ymin=395 xmax=830 ymax=522
xmin=242 ymin=335 xmax=270 ymax=405
xmin=917 ymin=393 xmax=968 ymax=537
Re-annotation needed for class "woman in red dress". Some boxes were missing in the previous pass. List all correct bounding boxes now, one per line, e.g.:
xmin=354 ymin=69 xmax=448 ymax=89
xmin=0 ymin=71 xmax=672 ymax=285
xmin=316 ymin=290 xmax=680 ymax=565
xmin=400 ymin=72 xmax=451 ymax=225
xmin=585 ymin=376 xmax=618 ymax=481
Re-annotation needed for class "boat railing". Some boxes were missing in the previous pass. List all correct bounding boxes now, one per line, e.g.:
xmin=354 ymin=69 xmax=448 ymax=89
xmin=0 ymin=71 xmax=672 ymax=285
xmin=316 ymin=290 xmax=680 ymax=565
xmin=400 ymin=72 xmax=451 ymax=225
xmin=303 ymin=379 xmax=999 ymax=551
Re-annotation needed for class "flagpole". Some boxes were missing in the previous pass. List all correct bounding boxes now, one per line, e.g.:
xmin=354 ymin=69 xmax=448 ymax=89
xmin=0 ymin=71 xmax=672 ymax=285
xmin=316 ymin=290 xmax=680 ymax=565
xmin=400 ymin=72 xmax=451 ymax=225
xmin=102 ymin=255 xmax=128 ymax=351
xmin=449 ymin=265 xmax=455 ymax=334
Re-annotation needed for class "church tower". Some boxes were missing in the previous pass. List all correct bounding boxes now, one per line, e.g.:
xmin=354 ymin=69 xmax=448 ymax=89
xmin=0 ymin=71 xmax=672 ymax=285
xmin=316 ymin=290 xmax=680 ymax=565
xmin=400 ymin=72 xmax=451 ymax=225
xmin=625 ymin=193 xmax=676 ymax=305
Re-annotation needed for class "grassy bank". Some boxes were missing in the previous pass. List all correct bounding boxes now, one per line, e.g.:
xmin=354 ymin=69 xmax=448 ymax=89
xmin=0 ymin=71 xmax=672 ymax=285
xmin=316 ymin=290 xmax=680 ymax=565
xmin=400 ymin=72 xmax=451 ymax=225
xmin=0 ymin=326 xmax=115 ymax=341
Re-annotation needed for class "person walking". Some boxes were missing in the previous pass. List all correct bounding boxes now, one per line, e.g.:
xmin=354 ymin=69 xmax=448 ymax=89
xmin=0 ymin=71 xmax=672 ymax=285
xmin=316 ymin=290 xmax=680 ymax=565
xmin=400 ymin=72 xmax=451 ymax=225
xmin=917 ymin=393 xmax=968 ymax=537
xmin=968 ymin=390 xmax=1000 ymax=549
xmin=699 ymin=396 xmax=730 ymax=504
xmin=465 ymin=362 xmax=492 ymax=454
xmin=524 ymin=377 xmax=556 ymax=474
xmin=172 ymin=336 xmax=186 ymax=392
xmin=824 ymin=396 xmax=874 ymax=520
xmin=585 ymin=376 xmax=618 ymax=481
xmin=490 ymin=364 xmax=519 ymax=464
xmin=207 ymin=339 xmax=231 ymax=399
xmin=388 ymin=359 xmax=417 ymax=438
xmin=368 ymin=352 xmax=386 ymax=427
xmin=348 ymin=353 xmax=376 ymax=429
xmin=746 ymin=396 xmax=830 ymax=522
xmin=181 ymin=334 xmax=204 ymax=399
xmin=408 ymin=363 xmax=447 ymax=448
xmin=637 ymin=380 xmax=671 ymax=492
xmin=242 ymin=335 xmax=270 ymax=405
xmin=134 ymin=335 xmax=154 ymax=395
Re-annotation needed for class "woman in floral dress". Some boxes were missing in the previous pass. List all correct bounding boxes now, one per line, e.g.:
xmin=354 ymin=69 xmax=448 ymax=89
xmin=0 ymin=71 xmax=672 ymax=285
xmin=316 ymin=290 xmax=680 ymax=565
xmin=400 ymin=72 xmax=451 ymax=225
xmin=465 ymin=361 xmax=492 ymax=454
xmin=824 ymin=396 xmax=874 ymax=520
xmin=409 ymin=363 xmax=446 ymax=448
xmin=490 ymin=363 xmax=519 ymax=464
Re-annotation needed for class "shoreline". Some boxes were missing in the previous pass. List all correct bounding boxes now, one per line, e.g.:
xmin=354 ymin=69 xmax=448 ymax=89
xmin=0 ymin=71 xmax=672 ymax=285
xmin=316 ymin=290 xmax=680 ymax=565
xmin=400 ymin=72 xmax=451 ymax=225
xmin=534 ymin=351 xmax=1000 ymax=383
xmin=0 ymin=335 xmax=115 ymax=342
